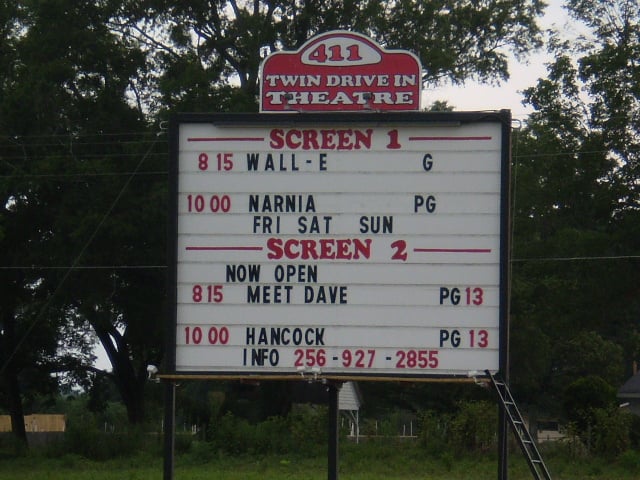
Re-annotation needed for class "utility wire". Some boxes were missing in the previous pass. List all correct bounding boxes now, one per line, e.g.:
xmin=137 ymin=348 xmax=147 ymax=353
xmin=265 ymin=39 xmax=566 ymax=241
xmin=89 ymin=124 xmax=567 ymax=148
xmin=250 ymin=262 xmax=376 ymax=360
xmin=512 ymin=254 xmax=640 ymax=262
xmin=508 ymin=121 xmax=521 ymax=317
xmin=0 ymin=131 xmax=165 ymax=376
xmin=1 ymin=254 xmax=638 ymax=271
xmin=0 ymin=265 xmax=167 ymax=270
xmin=0 ymin=171 xmax=167 ymax=179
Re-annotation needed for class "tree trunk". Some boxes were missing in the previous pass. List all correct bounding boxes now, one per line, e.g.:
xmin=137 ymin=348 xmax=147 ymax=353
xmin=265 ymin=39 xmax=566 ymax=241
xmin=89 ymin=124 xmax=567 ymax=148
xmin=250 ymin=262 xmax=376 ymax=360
xmin=1 ymin=307 xmax=28 ymax=450
xmin=93 ymin=322 xmax=146 ymax=424
xmin=4 ymin=368 xmax=28 ymax=450
xmin=114 ymin=364 xmax=145 ymax=425
xmin=528 ymin=405 xmax=539 ymax=445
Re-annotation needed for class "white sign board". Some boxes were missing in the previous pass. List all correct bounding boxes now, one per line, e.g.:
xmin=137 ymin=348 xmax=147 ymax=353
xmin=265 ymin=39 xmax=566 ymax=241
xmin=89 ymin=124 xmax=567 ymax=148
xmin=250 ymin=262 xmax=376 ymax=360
xmin=169 ymin=112 xmax=509 ymax=379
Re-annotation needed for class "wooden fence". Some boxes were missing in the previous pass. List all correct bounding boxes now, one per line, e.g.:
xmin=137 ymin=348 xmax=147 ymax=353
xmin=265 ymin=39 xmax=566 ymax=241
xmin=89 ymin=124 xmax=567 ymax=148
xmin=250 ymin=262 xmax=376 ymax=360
xmin=0 ymin=414 xmax=66 ymax=432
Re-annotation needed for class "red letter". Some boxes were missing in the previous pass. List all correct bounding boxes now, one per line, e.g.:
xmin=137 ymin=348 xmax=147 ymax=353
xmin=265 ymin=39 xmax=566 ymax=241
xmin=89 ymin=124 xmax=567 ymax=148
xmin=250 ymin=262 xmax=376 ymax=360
xmin=354 ymin=129 xmax=373 ymax=150
xmin=285 ymin=129 xmax=302 ymax=149
xmin=266 ymin=238 xmax=283 ymax=259
xmin=335 ymin=239 xmax=352 ymax=259
xmin=303 ymin=129 xmax=320 ymax=150
xmin=284 ymin=239 xmax=300 ymax=259
xmin=337 ymin=129 xmax=354 ymax=150
xmin=319 ymin=239 xmax=336 ymax=259
xmin=300 ymin=239 xmax=319 ymax=260
xmin=320 ymin=130 xmax=337 ymax=150
xmin=269 ymin=129 xmax=285 ymax=149
xmin=352 ymin=238 xmax=372 ymax=259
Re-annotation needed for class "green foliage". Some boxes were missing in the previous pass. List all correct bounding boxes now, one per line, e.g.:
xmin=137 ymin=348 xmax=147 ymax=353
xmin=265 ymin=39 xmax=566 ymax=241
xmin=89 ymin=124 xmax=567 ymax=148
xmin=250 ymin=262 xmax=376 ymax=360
xmin=6 ymin=439 xmax=640 ymax=480
xmin=563 ymin=375 xmax=617 ymax=429
xmin=418 ymin=401 xmax=498 ymax=455
xmin=24 ymin=396 xmax=162 ymax=461
xmin=288 ymin=404 xmax=328 ymax=454
xmin=0 ymin=0 xmax=162 ymax=444
xmin=114 ymin=0 xmax=545 ymax=114
xmin=557 ymin=332 xmax=625 ymax=386
xmin=562 ymin=376 xmax=633 ymax=458
xmin=4 ymin=418 xmax=640 ymax=478
xmin=425 ymin=100 xmax=454 ymax=112
xmin=383 ymin=0 xmax=544 ymax=84
xmin=509 ymin=315 xmax=552 ymax=402
xmin=617 ymin=449 xmax=640 ymax=471
xmin=417 ymin=409 xmax=450 ymax=455
xmin=0 ymin=431 xmax=29 ymax=457
xmin=102 ymin=402 xmax=129 ymax=431
xmin=1 ymin=0 xmax=639 ymax=461
xmin=208 ymin=412 xmax=253 ymax=455
xmin=590 ymin=408 xmax=632 ymax=458
xmin=448 ymin=401 xmax=497 ymax=454
xmin=511 ymin=0 xmax=640 ymax=418
xmin=55 ymin=398 xmax=157 ymax=460
xmin=205 ymin=407 xmax=327 ymax=457
xmin=565 ymin=376 xmax=616 ymax=421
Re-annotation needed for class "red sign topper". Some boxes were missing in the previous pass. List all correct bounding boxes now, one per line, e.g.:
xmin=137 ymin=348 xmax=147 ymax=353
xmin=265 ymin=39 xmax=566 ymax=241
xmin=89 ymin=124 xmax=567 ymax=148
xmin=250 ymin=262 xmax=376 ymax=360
xmin=260 ymin=31 xmax=422 ymax=112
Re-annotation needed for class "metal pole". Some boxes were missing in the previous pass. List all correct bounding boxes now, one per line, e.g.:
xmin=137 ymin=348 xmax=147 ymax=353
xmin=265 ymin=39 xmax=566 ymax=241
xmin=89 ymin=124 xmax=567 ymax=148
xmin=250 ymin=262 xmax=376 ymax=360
xmin=163 ymin=382 xmax=176 ymax=480
xmin=328 ymin=383 xmax=339 ymax=480
xmin=498 ymin=400 xmax=508 ymax=480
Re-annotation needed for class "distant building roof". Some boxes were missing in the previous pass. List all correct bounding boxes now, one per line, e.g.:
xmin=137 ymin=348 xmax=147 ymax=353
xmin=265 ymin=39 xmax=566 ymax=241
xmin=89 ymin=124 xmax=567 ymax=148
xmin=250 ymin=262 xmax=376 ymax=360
xmin=618 ymin=373 xmax=640 ymax=416
xmin=618 ymin=373 xmax=640 ymax=398
xmin=339 ymin=382 xmax=363 ymax=411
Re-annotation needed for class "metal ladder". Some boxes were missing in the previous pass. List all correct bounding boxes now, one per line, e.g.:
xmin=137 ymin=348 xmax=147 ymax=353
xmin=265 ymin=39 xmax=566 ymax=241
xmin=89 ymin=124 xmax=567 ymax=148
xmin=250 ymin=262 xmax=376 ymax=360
xmin=486 ymin=370 xmax=553 ymax=480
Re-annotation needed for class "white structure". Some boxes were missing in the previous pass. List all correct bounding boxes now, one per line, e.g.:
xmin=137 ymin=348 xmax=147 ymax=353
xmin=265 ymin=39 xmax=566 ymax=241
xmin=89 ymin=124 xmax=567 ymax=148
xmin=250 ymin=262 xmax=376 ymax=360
xmin=339 ymin=382 xmax=362 ymax=442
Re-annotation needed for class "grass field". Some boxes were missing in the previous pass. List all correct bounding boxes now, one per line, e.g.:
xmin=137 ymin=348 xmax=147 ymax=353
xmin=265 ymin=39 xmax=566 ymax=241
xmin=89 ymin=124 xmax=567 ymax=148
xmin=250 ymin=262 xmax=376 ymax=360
xmin=2 ymin=441 xmax=640 ymax=480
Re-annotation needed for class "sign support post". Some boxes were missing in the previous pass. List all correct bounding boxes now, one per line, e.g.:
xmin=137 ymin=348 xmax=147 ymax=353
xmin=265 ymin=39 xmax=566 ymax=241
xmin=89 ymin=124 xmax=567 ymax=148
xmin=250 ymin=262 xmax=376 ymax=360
xmin=328 ymin=383 xmax=340 ymax=480
xmin=499 ymin=407 xmax=509 ymax=480
xmin=163 ymin=382 xmax=176 ymax=480
xmin=166 ymin=30 xmax=511 ymax=480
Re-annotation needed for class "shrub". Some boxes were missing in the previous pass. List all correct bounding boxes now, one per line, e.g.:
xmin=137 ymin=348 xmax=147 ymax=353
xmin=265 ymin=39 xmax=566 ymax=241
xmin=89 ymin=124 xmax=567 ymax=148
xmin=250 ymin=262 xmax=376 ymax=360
xmin=288 ymin=404 xmax=327 ymax=455
xmin=563 ymin=375 xmax=616 ymax=434
xmin=253 ymin=415 xmax=291 ymax=454
xmin=618 ymin=449 xmax=640 ymax=470
xmin=448 ymin=401 xmax=497 ymax=454
xmin=208 ymin=412 xmax=253 ymax=455
xmin=590 ymin=407 xmax=632 ymax=458
xmin=205 ymin=407 xmax=327 ymax=457
xmin=417 ymin=410 xmax=450 ymax=455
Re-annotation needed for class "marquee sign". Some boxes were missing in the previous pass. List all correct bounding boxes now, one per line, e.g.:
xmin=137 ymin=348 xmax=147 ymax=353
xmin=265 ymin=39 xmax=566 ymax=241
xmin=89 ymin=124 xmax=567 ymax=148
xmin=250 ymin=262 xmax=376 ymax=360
xmin=260 ymin=31 xmax=422 ymax=112
xmin=167 ymin=111 xmax=510 ymax=380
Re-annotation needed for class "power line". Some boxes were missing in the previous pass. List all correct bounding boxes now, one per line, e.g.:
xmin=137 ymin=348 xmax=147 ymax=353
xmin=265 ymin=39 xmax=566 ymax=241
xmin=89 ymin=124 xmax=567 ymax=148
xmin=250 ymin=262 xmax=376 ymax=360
xmin=1 ymin=254 xmax=639 ymax=270
xmin=513 ymin=148 xmax=640 ymax=159
xmin=512 ymin=254 xmax=640 ymax=263
xmin=0 ymin=265 xmax=167 ymax=270
xmin=0 ymin=171 xmax=167 ymax=179
xmin=0 ymin=131 xmax=166 ymax=376
xmin=0 ymin=131 xmax=161 ymax=141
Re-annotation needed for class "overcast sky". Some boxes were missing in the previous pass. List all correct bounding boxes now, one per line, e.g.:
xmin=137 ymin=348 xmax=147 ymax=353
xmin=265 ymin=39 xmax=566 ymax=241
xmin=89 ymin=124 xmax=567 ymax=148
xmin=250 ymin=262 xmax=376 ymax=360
xmin=424 ymin=0 xmax=581 ymax=119
xmin=94 ymin=1 xmax=583 ymax=372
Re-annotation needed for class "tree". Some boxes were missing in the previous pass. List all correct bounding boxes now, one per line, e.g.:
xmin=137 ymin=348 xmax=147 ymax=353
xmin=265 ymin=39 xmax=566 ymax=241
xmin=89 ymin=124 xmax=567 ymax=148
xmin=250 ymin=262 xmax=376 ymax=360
xmin=59 ymin=144 xmax=168 ymax=424
xmin=0 ymin=0 xmax=160 ymax=444
xmin=0 ymin=1 xmax=79 ymax=447
xmin=567 ymin=0 xmax=640 ymax=203
xmin=108 ymin=0 xmax=546 ymax=115
xmin=1 ymin=0 xmax=551 ymax=436
xmin=556 ymin=331 xmax=625 ymax=386
xmin=94 ymin=0 xmax=548 ymax=421
xmin=563 ymin=375 xmax=616 ymax=432
xmin=510 ymin=0 xmax=640 ymax=413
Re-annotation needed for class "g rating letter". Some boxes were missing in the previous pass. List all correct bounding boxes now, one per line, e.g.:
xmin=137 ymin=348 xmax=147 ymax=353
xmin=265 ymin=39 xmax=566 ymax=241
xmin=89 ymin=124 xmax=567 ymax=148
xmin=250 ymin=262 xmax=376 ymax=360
xmin=439 ymin=330 xmax=461 ymax=348
xmin=439 ymin=287 xmax=460 ymax=305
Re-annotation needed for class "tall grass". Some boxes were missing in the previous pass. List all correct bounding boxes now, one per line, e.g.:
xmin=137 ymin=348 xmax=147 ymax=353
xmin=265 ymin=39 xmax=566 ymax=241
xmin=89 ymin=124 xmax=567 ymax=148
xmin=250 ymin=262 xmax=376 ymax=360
xmin=2 ymin=440 xmax=640 ymax=480
xmin=0 ymin=440 xmax=640 ymax=480
xmin=2 ymin=401 xmax=640 ymax=479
